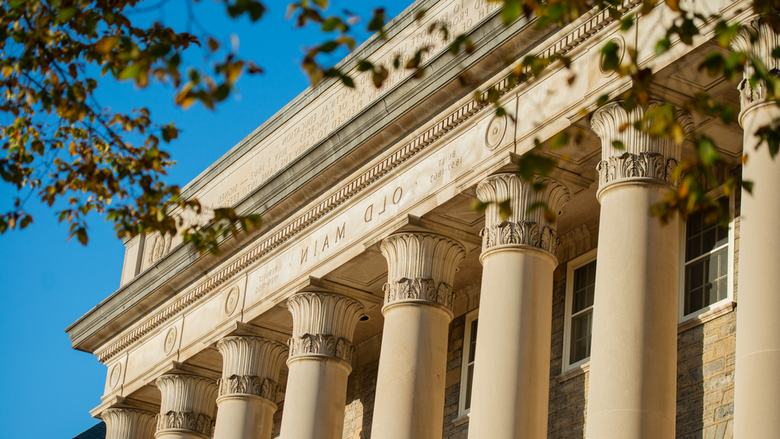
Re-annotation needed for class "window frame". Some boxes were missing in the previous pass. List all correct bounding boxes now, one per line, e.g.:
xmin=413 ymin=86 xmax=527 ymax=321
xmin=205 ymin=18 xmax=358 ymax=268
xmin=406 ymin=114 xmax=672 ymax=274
xmin=562 ymin=248 xmax=598 ymax=373
xmin=678 ymin=188 xmax=735 ymax=323
xmin=458 ymin=308 xmax=479 ymax=418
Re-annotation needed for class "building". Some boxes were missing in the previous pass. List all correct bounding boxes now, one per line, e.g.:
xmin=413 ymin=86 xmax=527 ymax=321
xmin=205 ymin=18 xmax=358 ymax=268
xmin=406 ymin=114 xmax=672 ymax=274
xmin=66 ymin=1 xmax=780 ymax=439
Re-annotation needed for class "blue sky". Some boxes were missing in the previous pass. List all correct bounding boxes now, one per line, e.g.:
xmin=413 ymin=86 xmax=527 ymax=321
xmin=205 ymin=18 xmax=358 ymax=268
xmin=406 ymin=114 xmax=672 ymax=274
xmin=0 ymin=1 xmax=409 ymax=437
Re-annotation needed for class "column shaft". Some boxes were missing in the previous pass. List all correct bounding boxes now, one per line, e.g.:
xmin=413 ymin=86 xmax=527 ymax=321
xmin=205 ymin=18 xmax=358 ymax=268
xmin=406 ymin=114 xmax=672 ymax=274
xmin=585 ymin=102 xmax=692 ymax=439
xmin=214 ymin=336 xmax=287 ymax=439
xmin=371 ymin=233 xmax=465 ymax=439
xmin=732 ymin=17 xmax=780 ymax=439
xmin=468 ymin=174 xmax=569 ymax=439
xmin=278 ymin=293 xmax=364 ymax=439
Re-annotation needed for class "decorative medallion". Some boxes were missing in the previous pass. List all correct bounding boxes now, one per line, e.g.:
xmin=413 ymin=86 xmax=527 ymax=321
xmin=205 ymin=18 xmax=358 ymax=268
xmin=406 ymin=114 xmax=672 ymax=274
xmin=163 ymin=327 xmax=178 ymax=355
xmin=147 ymin=233 xmax=173 ymax=264
xmin=224 ymin=286 xmax=240 ymax=315
xmin=485 ymin=115 xmax=507 ymax=150
xmin=598 ymin=37 xmax=625 ymax=75
xmin=109 ymin=362 xmax=122 ymax=389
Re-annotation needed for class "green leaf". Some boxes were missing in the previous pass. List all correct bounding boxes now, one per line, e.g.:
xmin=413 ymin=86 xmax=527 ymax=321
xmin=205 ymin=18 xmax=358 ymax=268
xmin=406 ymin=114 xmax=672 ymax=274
xmin=57 ymin=7 xmax=78 ymax=23
xmin=118 ymin=64 xmax=142 ymax=80
xmin=612 ymin=140 xmax=625 ymax=150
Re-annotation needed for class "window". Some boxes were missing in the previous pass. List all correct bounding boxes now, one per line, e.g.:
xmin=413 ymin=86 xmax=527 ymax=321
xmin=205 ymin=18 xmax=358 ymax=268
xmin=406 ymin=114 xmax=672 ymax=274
xmin=563 ymin=249 xmax=597 ymax=372
xmin=680 ymin=194 xmax=734 ymax=320
xmin=458 ymin=309 xmax=478 ymax=417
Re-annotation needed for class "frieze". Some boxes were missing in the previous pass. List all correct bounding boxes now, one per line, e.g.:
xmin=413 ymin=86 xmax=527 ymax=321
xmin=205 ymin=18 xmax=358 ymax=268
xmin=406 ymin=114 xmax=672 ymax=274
xmin=94 ymin=2 xmax=642 ymax=364
xmin=217 ymin=375 xmax=278 ymax=401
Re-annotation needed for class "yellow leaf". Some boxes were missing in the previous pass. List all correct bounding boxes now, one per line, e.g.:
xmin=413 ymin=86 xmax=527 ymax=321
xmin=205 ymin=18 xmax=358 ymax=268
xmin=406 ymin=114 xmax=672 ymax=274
xmin=2 ymin=65 xmax=13 ymax=78
xmin=94 ymin=36 xmax=119 ymax=54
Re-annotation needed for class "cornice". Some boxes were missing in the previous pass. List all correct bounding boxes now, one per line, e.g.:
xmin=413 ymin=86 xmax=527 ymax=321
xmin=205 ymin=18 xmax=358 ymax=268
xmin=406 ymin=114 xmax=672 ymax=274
xmin=83 ymin=1 xmax=641 ymax=364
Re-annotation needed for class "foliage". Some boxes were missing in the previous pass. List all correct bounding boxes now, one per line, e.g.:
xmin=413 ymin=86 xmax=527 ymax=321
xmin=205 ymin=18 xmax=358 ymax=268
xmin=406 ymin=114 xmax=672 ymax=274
xmin=1 ymin=0 xmax=778 ymax=254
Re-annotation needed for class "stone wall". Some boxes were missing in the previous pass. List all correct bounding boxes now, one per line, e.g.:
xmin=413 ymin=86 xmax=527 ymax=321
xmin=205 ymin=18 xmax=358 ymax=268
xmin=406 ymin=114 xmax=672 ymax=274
xmin=548 ymin=264 xmax=588 ymax=439
xmin=343 ymin=359 xmax=380 ymax=439
xmin=443 ymin=313 xmax=469 ymax=439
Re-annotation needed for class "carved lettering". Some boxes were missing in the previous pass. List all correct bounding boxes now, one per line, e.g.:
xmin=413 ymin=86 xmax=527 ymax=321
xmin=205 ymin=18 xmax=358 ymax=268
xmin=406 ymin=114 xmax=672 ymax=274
xmin=335 ymin=222 xmax=346 ymax=243
xmin=364 ymin=204 xmax=373 ymax=223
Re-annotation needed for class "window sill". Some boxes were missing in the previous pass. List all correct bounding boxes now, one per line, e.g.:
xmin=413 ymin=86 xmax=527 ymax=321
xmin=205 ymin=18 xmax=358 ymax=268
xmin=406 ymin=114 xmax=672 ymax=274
xmin=556 ymin=361 xmax=590 ymax=383
xmin=452 ymin=413 xmax=470 ymax=426
xmin=678 ymin=300 xmax=736 ymax=333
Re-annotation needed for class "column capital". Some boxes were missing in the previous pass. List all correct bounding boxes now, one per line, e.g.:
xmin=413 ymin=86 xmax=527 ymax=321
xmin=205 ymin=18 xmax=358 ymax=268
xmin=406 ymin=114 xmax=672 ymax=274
xmin=730 ymin=16 xmax=780 ymax=122
xmin=102 ymin=408 xmax=157 ymax=439
xmin=216 ymin=336 xmax=287 ymax=403
xmin=476 ymin=173 xmax=570 ymax=255
xmin=155 ymin=374 xmax=218 ymax=439
xmin=591 ymin=101 xmax=693 ymax=192
xmin=380 ymin=233 xmax=466 ymax=314
xmin=286 ymin=293 xmax=364 ymax=365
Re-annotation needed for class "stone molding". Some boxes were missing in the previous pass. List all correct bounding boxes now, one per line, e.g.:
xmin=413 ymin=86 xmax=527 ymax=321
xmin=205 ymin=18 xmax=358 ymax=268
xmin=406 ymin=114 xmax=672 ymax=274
xmin=155 ymin=374 xmax=218 ymax=438
xmin=380 ymin=233 xmax=466 ymax=312
xmin=102 ymin=408 xmax=157 ymax=439
xmin=730 ymin=16 xmax=780 ymax=120
xmin=89 ymin=0 xmax=644 ymax=364
xmin=476 ymin=174 xmax=570 ymax=254
xmin=216 ymin=336 xmax=287 ymax=401
xmin=591 ymin=101 xmax=693 ymax=190
xmin=286 ymin=293 xmax=364 ymax=363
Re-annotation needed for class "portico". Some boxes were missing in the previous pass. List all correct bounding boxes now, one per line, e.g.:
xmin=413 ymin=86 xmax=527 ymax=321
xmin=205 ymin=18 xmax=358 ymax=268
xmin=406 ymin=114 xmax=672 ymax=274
xmin=67 ymin=2 xmax=778 ymax=439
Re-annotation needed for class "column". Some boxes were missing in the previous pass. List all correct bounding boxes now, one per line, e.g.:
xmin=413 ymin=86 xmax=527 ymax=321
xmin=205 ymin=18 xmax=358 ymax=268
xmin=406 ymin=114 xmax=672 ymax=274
xmin=155 ymin=374 xmax=219 ymax=439
xmin=467 ymin=174 xmax=570 ymax=439
xmin=371 ymin=233 xmax=466 ymax=439
xmin=731 ymin=16 xmax=780 ymax=439
xmin=102 ymin=407 xmax=157 ymax=439
xmin=585 ymin=101 xmax=693 ymax=439
xmin=214 ymin=336 xmax=287 ymax=439
xmin=278 ymin=293 xmax=364 ymax=439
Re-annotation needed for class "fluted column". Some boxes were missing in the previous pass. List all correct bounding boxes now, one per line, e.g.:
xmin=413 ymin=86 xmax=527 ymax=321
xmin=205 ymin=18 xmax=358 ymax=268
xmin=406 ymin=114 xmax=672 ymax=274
xmin=155 ymin=374 xmax=219 ymax=439
xmin=102 ymin=408 xmax=157 ymax=439
xmin=213 ymin=336 xmax=287 ymax=439
xmin=370 ymin=233 xmax=466 ymax=439
xmin=467 ymin=174 xmax=569 ymax=439
xmin=585 ymin=102 xmax=693 ymax=439
xmin=731 ymin=17 xmax=780 ymax=439
xmin=278 ymin=293 xmax=364 ymax=439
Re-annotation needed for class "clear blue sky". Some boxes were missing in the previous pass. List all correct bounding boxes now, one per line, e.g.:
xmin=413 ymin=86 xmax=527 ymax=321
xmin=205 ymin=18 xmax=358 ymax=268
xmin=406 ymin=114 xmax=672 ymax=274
xmin=0 ymin=1 xmax=408 ymax=437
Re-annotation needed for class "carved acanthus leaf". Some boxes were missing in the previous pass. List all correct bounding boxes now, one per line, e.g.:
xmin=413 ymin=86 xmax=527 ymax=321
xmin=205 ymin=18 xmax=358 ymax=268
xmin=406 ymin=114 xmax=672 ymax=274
xmin=156 ymin=411 xmax=215 ymax=437
xmin=287 ymin=333 xmax=355 ymax=363
xmin=217 ymin=375 xmax=278 ymax=401
xmin=479 ymin=221 xmax=559 ymax=254
xmin=382 ymin=277 xmax=454 ymax=309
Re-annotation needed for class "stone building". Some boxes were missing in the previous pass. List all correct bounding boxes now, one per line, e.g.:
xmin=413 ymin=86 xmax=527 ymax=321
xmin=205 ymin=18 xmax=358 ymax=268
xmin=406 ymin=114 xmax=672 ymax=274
xmin=66 ymin=1 xmax=780 ymax=439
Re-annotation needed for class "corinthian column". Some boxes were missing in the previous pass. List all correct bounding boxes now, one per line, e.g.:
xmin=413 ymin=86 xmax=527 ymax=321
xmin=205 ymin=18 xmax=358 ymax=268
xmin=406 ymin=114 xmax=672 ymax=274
xmin=155 ymin=374 xmax=219 ymax=439
xmin=467 ymin=174 xmax=569 ymax=439
xmin=102 ymin=408 xmax=157 ymax=439
xmin=213 ymin=336 xmax=287 ymax=439
xmin=278 ymin=293 xmax=364 ymax=439
xmin=371 ymin=233 xmax=466 ymax=439
xmin=586 ymin=102 xmax=693 ymax=439
xmin=730 ymin=17 xmax=780 ymax=439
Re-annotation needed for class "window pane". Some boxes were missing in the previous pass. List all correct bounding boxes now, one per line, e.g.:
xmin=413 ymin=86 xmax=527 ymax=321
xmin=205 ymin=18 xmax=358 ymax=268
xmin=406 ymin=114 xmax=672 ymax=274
xmin=688 ymin=261 xmax=704 ymax=290
xmin=718 ymin=278 xmax=728 ymax=302
xmin=468 ymin=319 xmax=478 ymax=363
xmin=570 ymin=311 xmax=592 ymax=363
xmin=465 ymin=363 xmax=474 ymax=410
xmin=572 ymin=261 xmax=597 ymax=314
xmin=687 ymin=235 xmax=701 ymax=261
